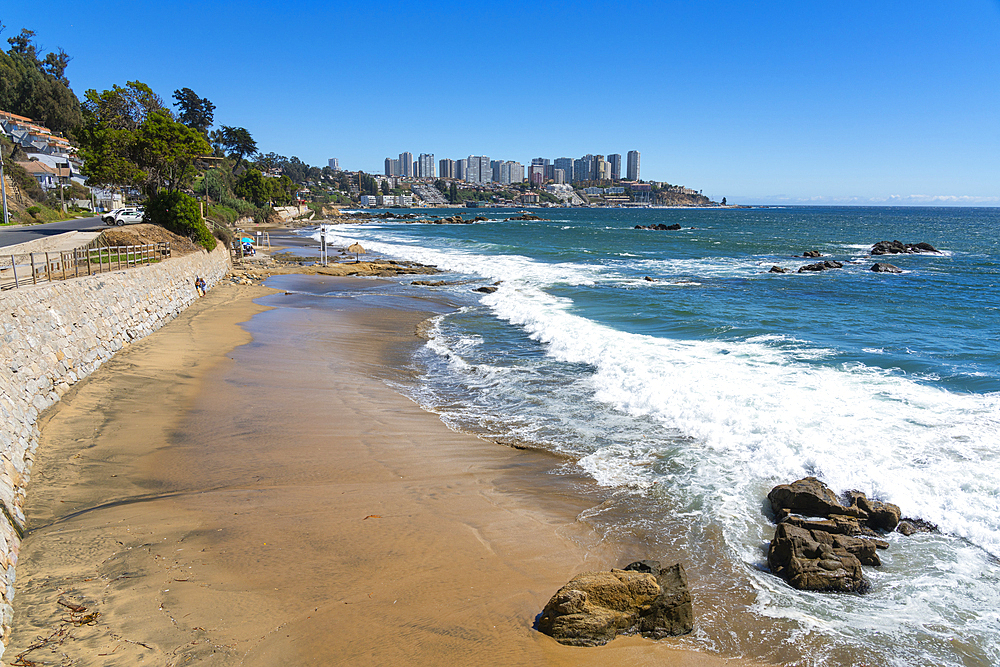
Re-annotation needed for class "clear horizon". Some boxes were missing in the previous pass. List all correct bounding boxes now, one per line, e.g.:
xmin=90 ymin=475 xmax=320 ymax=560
xmin=3 ymin=1 xmax=999 ymax=206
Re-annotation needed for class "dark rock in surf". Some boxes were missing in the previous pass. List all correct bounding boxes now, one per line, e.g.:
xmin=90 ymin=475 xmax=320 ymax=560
xmin=870 ymin=240 xmax=938 ymax=255
xmin=845 ymin=491 xmax=902 ymax=532
xmin=537 ymin=561 xmax=693 ymax=646
xmin=896 ymin=517 xmax=938 ymax=536
xmin=768 ymin=477 xmax=867 ymax=520
xmin=767 ymin=523 xmax=869 ymax=592
xmin=871 ymin=263 xmax=903 ymax=273
xmin=802 ymin=250 xmax=822 ymax=258
xmin=769 ymin=265 xmax=789 ymax=273
xmin=798 ymin=260 xmax=843 ymax=272
xmin=634 ymin=223 xmax=682 ymax=231
xmin=474 ymin=285 xmax=498 ymax=294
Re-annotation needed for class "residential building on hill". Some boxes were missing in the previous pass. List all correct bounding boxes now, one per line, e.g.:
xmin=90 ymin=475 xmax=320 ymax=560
xmin=418 ymin=153 xmax=435 ymax=178
xmin=608 ymin=154 xmax=621 ymax=180
xmin=399 ymin=152 xmax=413 ymax=177
xmin=627 ymin=150 xmax=640 ymax=181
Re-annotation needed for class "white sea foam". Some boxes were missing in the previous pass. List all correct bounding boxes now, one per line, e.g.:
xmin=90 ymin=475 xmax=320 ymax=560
xmin=308 ymin=224 xmax=1000 ymax=665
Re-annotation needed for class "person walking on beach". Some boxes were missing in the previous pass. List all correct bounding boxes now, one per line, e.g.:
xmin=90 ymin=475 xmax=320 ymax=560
xmin=195 ymin=276 xmax=206 ymax=297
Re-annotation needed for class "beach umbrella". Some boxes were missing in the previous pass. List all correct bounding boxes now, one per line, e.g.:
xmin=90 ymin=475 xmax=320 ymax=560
xmin=347 ymin=242 xmax=365 ymax=262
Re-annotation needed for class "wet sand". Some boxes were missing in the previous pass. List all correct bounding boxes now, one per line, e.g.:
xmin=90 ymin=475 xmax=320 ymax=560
xmin=9 ymin=276 xmax=766 ymax=666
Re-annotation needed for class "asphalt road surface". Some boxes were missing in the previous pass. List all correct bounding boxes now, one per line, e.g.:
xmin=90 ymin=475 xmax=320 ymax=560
xmin=0 ymin=216 xmax=104 ymax=248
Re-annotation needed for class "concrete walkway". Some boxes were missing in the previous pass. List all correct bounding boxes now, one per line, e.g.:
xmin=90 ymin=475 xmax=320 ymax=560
xmin=0 ymin=231 xmax=104 ymax=256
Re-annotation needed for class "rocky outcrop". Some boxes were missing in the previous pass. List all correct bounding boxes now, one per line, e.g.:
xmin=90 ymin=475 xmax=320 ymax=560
xmin=871 ymin=262 xmax=903 ymax=273
xmin=802 ymin=250 xmax=822 ymax=258
xmin=506 ymin=213 xmax=547 ymax=221
xmin=634 ymin=223 xmax=682 ymax=231
xmin=537 ymin=561 xmax=693 ymax=646
xmin=767 ymin=523 xmax=869 ymax=592
xmin=769 ymin=265 xmax=789 ymax=273
xmin=798 ymin=260 xmax=843 ymax=273
xmin=765 ymin=478 xmax=907 ymax=592
xmin=870 ymin=240 xmax=938 ymax=255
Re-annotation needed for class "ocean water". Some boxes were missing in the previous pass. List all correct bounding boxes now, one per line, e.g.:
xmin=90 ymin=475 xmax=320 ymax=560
xmin=302 ymin=207 xmax=1000 ymax=666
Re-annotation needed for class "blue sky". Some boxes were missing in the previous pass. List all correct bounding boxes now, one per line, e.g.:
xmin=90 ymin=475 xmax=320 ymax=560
xmin=3 ymin=0 xmax=999 ymax=204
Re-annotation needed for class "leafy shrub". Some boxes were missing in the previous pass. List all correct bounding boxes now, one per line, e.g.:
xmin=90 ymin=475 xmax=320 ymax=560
xmin=26 ymin=206 xmax=42 ymax=217
xmin=144 ymin=190 xmax=217 ymax=251
xmin=253 ymin=205 xmax=276 ymax=225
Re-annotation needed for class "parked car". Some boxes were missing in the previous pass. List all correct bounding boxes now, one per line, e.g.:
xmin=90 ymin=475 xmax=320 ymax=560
xmin=101 ymin=208 xmax=125 ymax=224
xmin=109 ymin=207 xmax=145 ymax=226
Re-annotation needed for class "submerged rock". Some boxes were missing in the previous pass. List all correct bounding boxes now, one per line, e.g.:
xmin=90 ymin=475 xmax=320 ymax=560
xmin=871 ymin=262 xmax=903 ymax=273
xmin=537 ymin=561 xmax=693 ymax=646
xmin=896 ymin=517 xmax=938 ymax=536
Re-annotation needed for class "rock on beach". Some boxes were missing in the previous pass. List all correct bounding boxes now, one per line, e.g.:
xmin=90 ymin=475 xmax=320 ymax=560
xmin=537 ymin=561 xmax=693 ymax=647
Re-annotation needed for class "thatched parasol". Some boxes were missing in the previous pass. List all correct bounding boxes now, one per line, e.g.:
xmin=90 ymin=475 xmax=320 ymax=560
xmin=347 ymin=242 xmax=365 ymax=262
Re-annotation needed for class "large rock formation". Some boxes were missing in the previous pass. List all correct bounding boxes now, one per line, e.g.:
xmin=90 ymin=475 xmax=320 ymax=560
xmin=537 ymin=561 xmax=693 ymax=646
xmin=766 ymin=478 xmax=906 ymax=592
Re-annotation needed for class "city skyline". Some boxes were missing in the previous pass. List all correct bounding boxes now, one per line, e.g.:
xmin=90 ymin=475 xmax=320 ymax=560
xmin=3 ymin=1 xmax=999 ymax=205
xmin=380 ymin=150 xmax=640 ymax=185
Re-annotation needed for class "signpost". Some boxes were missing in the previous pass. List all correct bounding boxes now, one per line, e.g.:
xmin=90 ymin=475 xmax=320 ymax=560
xmin=320 ymin=227 xmax=328 ymax=266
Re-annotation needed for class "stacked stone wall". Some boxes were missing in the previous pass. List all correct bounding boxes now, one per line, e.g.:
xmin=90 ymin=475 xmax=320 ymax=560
xmin=0 ymin=244 xmax=230 ymax=656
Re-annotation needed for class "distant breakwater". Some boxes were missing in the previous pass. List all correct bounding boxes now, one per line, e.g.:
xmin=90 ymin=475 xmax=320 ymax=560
xmin=0 ymin=244 xmax=230 ymax=658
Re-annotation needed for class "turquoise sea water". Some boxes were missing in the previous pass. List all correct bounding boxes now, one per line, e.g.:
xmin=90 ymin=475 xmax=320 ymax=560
xmin=300 ymin=207 xmax=999 ymax=666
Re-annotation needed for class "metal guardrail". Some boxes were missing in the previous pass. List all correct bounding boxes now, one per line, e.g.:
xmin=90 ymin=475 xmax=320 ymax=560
xmin=0 ymin=242 xmax=171 ymax=290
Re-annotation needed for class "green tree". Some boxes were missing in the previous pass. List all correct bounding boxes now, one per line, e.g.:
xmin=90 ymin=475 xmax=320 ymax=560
xmin=77 ymin=81 xmax=209 ymax=196
xmin=0 ymin=26 xmax=81 ymax=133
xmin=133 ymin=110 xmax=211 ymax=193
xmin=172 ymin=87 xmax=215 ymax=136
xmin=449 ymin=181 xmax=458 ymax=203
xmin=218 ymin=125 xmax=256 ymax=162
xmin=381 ymin=180 xmax=390 ymax=195
xmin=233 ymin=169 xmax=271 ymax=206
xmin=144 ymin=190 xmax=216 ymax=251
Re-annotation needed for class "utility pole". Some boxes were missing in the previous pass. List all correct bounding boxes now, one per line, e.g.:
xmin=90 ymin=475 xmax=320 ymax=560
xmin=0 ymin=149 xmax=9 ymax=225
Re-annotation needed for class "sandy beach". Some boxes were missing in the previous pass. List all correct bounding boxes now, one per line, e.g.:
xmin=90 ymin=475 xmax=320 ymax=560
xmin=9 ymin=271 xmax=766 ymax=666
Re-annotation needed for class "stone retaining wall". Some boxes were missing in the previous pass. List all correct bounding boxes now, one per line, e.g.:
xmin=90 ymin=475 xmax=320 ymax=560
xmin=0 ymin=244 xmax=230 ymax=657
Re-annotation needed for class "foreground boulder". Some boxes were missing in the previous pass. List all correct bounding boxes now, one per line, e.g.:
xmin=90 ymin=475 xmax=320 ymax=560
xmin=871 ymin=240 xmax=938 ymax=255
xmin=537 ymin=561 xmax=693 ymax=646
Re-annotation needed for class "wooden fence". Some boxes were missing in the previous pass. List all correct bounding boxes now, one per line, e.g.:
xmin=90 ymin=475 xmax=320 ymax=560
xmin=0 ymin=243 xmax=171 ymax=291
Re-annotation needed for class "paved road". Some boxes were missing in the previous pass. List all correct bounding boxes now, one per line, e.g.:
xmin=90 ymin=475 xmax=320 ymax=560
xmin=0 ymin=216 xmax=104 ymax=248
